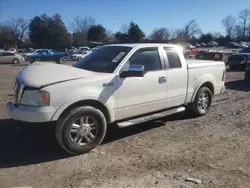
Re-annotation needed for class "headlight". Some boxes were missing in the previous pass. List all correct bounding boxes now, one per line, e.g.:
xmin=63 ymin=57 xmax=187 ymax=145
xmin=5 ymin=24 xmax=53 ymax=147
xmin=21 ymin=90 xmax=50 ymax=106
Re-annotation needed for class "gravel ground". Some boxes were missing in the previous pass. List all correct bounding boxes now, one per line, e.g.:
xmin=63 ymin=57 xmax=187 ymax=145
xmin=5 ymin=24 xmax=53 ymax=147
xmin=0 ymin=62 xmax=250 ymax=188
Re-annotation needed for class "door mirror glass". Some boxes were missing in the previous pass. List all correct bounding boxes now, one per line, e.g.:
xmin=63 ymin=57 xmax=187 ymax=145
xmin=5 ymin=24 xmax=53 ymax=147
xmin=120 ymin=65 xmax=145 ymax=78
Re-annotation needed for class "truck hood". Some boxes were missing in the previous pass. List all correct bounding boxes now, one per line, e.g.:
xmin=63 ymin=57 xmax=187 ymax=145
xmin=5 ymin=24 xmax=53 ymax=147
xmin=17 ymin=62 xmax=102 ymax=88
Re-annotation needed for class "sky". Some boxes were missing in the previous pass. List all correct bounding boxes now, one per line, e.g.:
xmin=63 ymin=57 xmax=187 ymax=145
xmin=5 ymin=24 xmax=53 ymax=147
xmin=0 ymin=0 xmax=249 ymax=35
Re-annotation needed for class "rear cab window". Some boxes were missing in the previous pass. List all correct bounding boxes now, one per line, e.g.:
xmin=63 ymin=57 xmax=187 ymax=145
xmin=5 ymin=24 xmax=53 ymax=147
xmin=164 ymin=47 xmax=182 ymax=69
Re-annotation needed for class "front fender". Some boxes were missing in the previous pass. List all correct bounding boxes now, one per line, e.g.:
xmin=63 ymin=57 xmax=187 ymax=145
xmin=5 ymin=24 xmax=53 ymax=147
xmin=51 ymin=94 xmax=115 ymax=122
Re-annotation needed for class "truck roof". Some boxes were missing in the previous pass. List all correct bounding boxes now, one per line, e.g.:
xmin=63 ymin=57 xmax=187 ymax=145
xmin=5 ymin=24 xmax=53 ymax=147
xmin=106 ymin=43 xmax=178 ymax=48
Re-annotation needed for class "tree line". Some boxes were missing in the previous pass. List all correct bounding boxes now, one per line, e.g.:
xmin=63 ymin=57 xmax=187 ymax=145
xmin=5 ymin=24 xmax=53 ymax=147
xmin=0 ymin=8 xmax=250 ymax=49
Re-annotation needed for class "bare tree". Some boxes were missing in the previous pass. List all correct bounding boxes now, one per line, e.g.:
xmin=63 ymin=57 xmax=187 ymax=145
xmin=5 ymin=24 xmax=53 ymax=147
xmin=183 ymin=19 xmax=201 ymax=38
xmin=106 ymin=29 xmax=115 ymax=42
xmin=120 ymin=24 xmax=128 ymax=33
xmin=71 ymin=16 xmax=95 ymax=45
xmin=238 ymin=9 xmax=250 ymax=39
xmin=212 ymin=32 xmax=221 ymax=39
xmin=171 ymin=29 xmax=177 ymax=39
xmin=222 ymin=15 xmax=236 ymax=37
xmin=247 ymin=23 xmax=250 ymax=37
xmin=149 ymin=28 xmax=170 ymax=40
xmin=71 ymin=16 xmax=95 ymax=33
xmin=6 ymin=18 xmax=29 ymax=47
xmin=233 ymin=25 xmax=244 ymax=39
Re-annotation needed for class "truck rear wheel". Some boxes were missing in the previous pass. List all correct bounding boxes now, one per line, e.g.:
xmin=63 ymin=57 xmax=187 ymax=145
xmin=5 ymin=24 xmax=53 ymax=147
xmin=56 ymin=106 xmax=107 ymax=154
xmin=188 ymin=87 xmax=212 ymax=117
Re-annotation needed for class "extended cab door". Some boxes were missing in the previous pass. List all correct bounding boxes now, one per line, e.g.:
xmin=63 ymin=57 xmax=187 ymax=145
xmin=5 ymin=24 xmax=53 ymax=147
xmin=117 ymin=47 xmax=168 ymax=120
xmin=162 ymin=47 xmax=188 ymax=108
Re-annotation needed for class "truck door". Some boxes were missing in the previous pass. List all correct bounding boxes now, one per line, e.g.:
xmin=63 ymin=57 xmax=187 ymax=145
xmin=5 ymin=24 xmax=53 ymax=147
xmin=163 ymin=47 xmax=188 ymax=108
xmin=117 ymin=47 xmax=168 ymax=120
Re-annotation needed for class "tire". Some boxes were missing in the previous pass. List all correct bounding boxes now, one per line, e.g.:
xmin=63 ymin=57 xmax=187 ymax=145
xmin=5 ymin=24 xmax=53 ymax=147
xmin=56 ymin=106 xmax=107 ymax=155
xmin=12 ymin=58 xmax=20 ymax=64
xmin=77 ymin=57 xmax=82 ymax=61
xmin=30 ymin=59 xmax=35 ymax=64
xmin=188 ymin=87 xmax=212 ymax=117
xmin=55 ymin=58 xmax=63 ymax=64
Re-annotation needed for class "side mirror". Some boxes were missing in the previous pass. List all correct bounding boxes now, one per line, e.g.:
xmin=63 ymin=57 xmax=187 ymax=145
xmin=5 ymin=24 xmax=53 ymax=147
xmin=120 ymin=65 xmax=145 ymax=78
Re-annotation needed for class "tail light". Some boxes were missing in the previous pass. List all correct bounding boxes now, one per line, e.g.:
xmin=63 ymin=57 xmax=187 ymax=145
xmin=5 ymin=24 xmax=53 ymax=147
xmin=222 ymin=69 xmax=226 ymax=81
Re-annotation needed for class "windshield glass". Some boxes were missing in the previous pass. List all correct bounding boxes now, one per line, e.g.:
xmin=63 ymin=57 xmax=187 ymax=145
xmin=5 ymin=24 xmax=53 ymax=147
xmin=74 ymin=46 xmax=132 ymax=73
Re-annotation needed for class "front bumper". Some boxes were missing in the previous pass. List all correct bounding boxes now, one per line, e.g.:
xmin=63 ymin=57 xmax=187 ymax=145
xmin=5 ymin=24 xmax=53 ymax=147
xmin=7 ymin=102 xmax=57 ymax=123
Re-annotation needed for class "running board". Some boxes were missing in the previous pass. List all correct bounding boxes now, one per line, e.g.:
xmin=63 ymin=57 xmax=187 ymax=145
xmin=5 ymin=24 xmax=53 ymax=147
xmin=117 ymin=106 xmax=186 ymax=128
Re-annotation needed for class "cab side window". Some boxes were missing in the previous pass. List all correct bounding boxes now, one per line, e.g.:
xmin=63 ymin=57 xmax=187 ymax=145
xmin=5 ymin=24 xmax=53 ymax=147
xmin=129 ymin=48 xmax=162 ymax=72
xmin=164 ymin=48 xmax=182 ymax=69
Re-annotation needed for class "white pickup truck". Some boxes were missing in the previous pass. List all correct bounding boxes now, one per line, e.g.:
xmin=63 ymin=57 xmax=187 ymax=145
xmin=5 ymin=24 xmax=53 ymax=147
xmin=7 ymin=43 xmax=226 ymax=154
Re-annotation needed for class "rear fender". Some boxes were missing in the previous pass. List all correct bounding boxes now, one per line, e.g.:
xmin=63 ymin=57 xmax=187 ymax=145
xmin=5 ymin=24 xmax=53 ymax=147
xmin=190 ymin=74 xmax=216 ymax=102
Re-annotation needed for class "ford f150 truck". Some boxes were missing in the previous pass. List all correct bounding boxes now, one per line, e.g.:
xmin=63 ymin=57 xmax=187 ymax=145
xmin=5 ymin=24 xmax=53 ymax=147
xmin=7 ymin=43 xmax=226 ymax=154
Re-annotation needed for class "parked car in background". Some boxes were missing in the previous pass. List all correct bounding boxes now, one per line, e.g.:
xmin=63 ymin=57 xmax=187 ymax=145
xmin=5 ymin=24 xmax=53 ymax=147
xmin=0 ymin=51 xmax=24 ymax=64
xmin=244 ymin=54 xmax=250 ymax=81
xmin=207 ymin=41 xmax=219 ymax=47
xmin=239 ymin=41 xmax=249 ymax=48
xmin=23 ymin=49 xmax=50 ymax=61
xmin=29 ymin=49 xmax=65 ymax=64
xmin=64 ymin=49 xmax=79 ymax=60
xmin=7 ymin=43 xmax=226 ymax=154
xmin=178 ymin=42 xmax=195 ymax=50
xmin=227 ymin=53 xmax=250 ymax=70
xmin=196 ymin=43 xmax=201 ymax=47
xmin=4 ymin=45 xmax=17 ymax=53
xmin=17 ymin=49 xmax=26 ymax=53
xmin=227 ymin=42 xmax=241 ymax=48
xmin=184 ymin=47 xmax=204 ymax=58
xmin=71 ymin=50 xmax=92 ymax=61
xmin=200 ymin=43 xmax=207 ymax=47
xmin=78 ymin=46 xmax=90 ymax=51
xmin=239 ymin=48 xmax=250 ymax=53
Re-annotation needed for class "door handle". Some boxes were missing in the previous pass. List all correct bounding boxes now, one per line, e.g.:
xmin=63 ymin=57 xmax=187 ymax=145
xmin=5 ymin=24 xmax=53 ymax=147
xmin=159 ymin=76 xmax=167 ymax=83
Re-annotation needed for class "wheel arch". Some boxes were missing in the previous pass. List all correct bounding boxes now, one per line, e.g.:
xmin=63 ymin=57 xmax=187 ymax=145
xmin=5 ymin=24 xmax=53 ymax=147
xmin=191 ymin=81 xmax=215 ymax=102
xmin=52 ymin=98 xmax=115 ymax=123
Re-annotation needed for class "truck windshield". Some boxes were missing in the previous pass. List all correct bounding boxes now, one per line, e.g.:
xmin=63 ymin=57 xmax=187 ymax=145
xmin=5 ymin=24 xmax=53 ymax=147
xmin=74 ymin=46 xmax=132 ymax=73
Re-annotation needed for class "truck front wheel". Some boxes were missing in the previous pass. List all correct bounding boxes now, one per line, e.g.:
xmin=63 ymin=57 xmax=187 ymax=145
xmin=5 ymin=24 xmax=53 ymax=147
xmin=56 ymin=106 xmax=107 ymax=154
xmin=188 ymin=87 xmax=212 ymax=117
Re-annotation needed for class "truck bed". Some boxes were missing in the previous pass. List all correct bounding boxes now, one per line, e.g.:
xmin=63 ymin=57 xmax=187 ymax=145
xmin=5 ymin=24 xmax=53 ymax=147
xmin=186 ymin=59 xmax=225 ymax=69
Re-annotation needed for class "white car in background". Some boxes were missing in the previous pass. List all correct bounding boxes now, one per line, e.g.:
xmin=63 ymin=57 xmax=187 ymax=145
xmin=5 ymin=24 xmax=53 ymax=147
xmin=71 ymin=50 xmax=92 ymax=61
xmin=78 ymin=46 xmax=90 ymax=51
xmin=0 ymin=51 xmax=25 ymax=64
